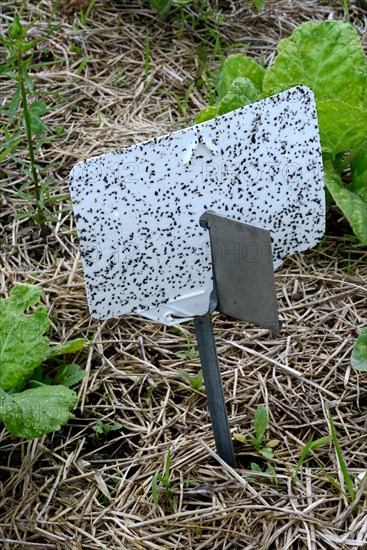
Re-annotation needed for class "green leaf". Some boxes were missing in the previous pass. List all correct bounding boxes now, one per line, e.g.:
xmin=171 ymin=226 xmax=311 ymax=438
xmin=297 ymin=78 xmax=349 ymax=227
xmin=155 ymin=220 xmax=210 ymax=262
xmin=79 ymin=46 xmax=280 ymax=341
xmin=216 ymin=53 xmax=265 ymax=100
xmin=250 ymin=0 xmax=266 ymax=9
xmin=351 ymin=327 xmax=367 ymax=372
xmin=350 ymin=172 xmax=367 ymax=202
xmin=293 ymin=433 xmax=331 ymax=482
xmin=152 ymin=471 xmax=159 ymax=510
xmin=263 ymin=21 xmax=367 ymax=155
xmin=23 ymin=68 xmax=34 ymax=94
xmin=217 ymin=77 xmax=261 ymax=116
xmin=328 ymin=410 xmax=355 ymax=502
xmin=195 ymin=106 xmax=219 ymax=124
xmin=27 ymin=101 xmax=49 ymax=136
xmin=0 ymin=385 xmax=77 ymax=439
xmin=349 ymin=141 xmax=367 ymax=178
xmin=52 ymin=364 xmax=86 ymax=387
xmin=259 ymin=447 xmax=274 ymax=459
xmin=349 ymin=141 xmax=367 ymax=200
xmin=233 ymin=433 xmax=248 ymax=444
xmin=44 ymin=338 xmax=87 ymax=360
xmin=0 ymin=286 xmax=50 ymax=391
xmin=8 ymin=83 xmax=20 ymax=124
xmin=149 ymin=0 xmax=172 ymax=16
xmin=8 ymin=15 xmax=25 ymax=40
xmin=316 ymin=101 xmax=367 ymax=154
xmin=309 ymin=435 xmax=332 ymax=452
xmin=324 ymin=160 xmax=367 ymax=244
xmin=253 ymin=405 xmax=268 ymax=444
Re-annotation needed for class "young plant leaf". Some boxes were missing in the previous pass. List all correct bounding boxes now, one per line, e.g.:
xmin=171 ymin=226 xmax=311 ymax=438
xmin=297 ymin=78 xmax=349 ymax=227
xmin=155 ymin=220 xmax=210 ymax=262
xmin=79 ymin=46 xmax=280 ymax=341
xmin=263 ymin=20 xmax=367 ymax=155
xmin=324 ymin=160 xmax=367 ymax=244
xmin=293 ymin=433 xmax=331 ymax=482
xmin=253 ymin=405 xmax=268 ymax=445
xmin=44 ymin=338 xmax=87 ymax=360
xmin=52 ymin=364 xmax=86 ymax=387
xmin=8 ymin=83 xmax=20 ymax=124
xmin=217 ymin=77 xmax=261 ymax=116
xmin=152 ymin=471 xmax=160 ymax=511
xmin=149 ymin=0 xmax=172 ymax=16
xmin=27 ymin=101 xmax=49 ymax=135
xmin=259 ymin=447 xmax=273 ymax=459
xmin=0 ymin=385 xmax=77 ymax=439
xmin=328 ymin=410 xmax=356 ymax=502
xmin=351 ymin=327 xmax=367 ymax=372
xmin=216 ymin=53 xmax=265 ymax=100
xmin=0 ymin=286 xmax=50 ymax=391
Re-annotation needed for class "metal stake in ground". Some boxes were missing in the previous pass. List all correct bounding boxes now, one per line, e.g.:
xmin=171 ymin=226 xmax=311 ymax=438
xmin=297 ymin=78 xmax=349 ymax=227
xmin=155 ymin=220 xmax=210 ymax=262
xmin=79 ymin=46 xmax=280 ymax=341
xmin=195 ymin=211 xmax=282 ymax=466
xmin=194 ymin=312 xmax=236 ymax=468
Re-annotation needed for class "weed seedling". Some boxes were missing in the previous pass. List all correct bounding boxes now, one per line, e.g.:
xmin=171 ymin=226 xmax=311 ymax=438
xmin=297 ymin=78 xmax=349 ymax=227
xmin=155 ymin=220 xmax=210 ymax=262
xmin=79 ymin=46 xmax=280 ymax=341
xmin=0 ymin=13 xmax=64 ymax=231
xmin=174 ymin=329 xmax=199 ymax=360
xmin=328 ymin=410 xmax=356 ymax=502
xmin=179 ymin=368 xmax=203 ymax=392
xmin=152 ymin=450 xmax=174 ymax=514
xmin=292 ymin=433 xmax=331 ymax=484
xmin=92 ymin=420 xmax=123 ymax=440
xmin=234 ymin=405 xmax=278 ymax=459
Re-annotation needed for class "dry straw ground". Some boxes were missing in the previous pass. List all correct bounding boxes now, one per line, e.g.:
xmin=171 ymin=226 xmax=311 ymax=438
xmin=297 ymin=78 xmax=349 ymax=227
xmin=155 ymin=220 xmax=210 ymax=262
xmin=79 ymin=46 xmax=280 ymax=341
xmin=1 ymin=0 xmax=367 ymax=548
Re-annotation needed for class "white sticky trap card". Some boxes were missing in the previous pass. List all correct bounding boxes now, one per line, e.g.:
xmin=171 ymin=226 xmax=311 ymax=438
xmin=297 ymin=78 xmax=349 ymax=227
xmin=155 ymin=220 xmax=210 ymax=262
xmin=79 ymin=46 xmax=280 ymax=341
xmin=69 ymin=85 xmax=325 ymax=325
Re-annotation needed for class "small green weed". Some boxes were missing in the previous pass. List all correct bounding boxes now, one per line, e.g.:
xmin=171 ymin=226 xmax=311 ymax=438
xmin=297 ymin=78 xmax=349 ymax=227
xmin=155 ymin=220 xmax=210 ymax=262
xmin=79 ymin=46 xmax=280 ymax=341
xmin=292 ymin=433 xmax=331 ymax=484
xmin=79 ymin=0 xmax=97 ymax=25
xmin=0 ymin=13 xmax=65 ymax=230
xmin=179 ymin=369 xmax=203 ymax=392
xmin=328 ymin=411 xmax=356 ymax=502
xmin=174 ymin=329 xmax=199 ymax=360
xmin=152 ymin=449 xmax=174 ymax=513
xmin=92 ymin=420 xmax=123 ymax=440
xmin=234 ymin=405 xmax=279 ymax=459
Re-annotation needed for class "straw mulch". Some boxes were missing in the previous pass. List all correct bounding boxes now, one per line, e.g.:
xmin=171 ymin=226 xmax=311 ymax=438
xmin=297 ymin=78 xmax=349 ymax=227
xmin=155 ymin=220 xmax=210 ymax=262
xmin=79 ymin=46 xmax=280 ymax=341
xmin=1 ymin=1 xmax=367 ymax=548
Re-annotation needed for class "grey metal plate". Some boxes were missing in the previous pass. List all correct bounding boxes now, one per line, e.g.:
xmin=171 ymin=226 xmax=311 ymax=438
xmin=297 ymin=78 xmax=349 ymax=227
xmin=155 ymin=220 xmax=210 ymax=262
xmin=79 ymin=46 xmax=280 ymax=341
xmin=201 ymin=211 xmax=281 ymax=332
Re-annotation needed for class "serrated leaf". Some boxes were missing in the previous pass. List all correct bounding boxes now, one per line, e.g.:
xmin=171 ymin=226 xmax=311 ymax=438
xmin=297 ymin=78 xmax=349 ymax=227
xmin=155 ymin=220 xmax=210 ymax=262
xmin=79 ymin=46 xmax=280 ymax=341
xmin=0 ymin=286 xmax=50 ymax=391
xmin=351 ymin=327 xmax=367 ymax=372
xmin=262 ymin=21 xmax=367 ymax=156
xmin=324 ymin=160 xmax=367 ymax=244
xmin=0 ymin=385 xmax=77 ymax=439
xmin=52 ymin=364 xmax=86 ymax=387
xmin=44 ymin=338 xmax=87 ymax=360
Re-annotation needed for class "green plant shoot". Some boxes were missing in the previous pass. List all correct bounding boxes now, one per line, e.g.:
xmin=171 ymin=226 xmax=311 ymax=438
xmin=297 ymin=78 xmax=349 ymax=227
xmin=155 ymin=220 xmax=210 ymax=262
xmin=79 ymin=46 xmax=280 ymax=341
xmin=0 ymin=285 xmax=86 ymax=439
xmin=195 ymin=21 xmax=367 ymax=244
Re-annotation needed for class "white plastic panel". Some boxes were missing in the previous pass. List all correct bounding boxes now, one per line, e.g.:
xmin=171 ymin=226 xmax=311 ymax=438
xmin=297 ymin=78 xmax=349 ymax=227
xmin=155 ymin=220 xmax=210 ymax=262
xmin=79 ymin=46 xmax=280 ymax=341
xmin=69 ymin=86 xmax=325 ymax=325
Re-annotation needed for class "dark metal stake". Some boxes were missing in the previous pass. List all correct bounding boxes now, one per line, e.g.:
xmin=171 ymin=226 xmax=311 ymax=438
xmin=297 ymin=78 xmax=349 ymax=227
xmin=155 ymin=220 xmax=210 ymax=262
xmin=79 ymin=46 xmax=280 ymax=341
xmin=194 ymin=314 xmax=236 ymax=468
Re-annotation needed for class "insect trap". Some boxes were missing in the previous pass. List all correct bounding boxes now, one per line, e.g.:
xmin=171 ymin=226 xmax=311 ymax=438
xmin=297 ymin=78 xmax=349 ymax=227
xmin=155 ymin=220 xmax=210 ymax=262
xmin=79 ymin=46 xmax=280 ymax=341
xmin=69 ymin=85 xmax=325 ymax=466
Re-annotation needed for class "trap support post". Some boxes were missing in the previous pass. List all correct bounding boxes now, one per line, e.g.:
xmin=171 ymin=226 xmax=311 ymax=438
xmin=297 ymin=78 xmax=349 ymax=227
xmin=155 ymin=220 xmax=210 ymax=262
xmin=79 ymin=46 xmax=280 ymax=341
xmin=194 ymin=213 xmax=236 ymax=468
